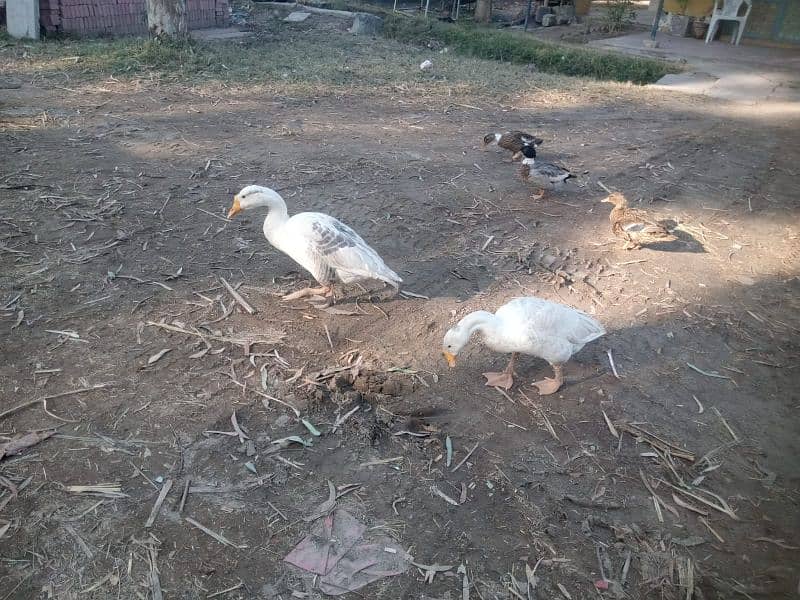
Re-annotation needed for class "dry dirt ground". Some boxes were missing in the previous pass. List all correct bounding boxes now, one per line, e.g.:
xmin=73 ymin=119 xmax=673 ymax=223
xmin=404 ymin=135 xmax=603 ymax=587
xmin=1 ymin=11 xmax=799 ymax=600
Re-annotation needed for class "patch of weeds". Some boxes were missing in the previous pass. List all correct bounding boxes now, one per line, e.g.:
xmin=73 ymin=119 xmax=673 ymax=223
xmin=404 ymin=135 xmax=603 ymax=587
xmin=382 ymin=14 xmax=677 ymax=84
xmin=604 ymin=0 xmax=636 ymax=33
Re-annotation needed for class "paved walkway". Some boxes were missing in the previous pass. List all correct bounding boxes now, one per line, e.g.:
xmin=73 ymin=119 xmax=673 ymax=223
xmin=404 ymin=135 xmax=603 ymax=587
xmin=588 ymin=30 xmax=800 ymax=105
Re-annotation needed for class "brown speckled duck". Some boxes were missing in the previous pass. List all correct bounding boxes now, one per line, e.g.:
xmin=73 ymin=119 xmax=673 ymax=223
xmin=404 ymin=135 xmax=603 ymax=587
xmin=483 ymin=130 xmax=543 ymax=161
xmin=601 ymin=192 xmax=676 ymax=250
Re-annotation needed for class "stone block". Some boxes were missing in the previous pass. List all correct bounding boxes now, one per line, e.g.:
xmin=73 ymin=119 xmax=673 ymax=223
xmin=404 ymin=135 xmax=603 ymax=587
xmin=534 ymin=5 xmax=551 ymax=24
xmin=541 ymin=12 xmax=557 ymax=27
xmin=284 ymin=11 xmax=311 ymax=22
xmin=350 ymin=12 xmax=383 ymax=35
xmin=7 ymin=0 xmax=40 ymax=39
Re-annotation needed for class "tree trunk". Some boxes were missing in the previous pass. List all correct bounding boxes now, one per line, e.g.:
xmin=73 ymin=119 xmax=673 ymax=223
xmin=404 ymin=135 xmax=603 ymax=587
xmin=147 ymin=0 xmax=187 ymax=37
xmin=474 ymin=0 xmax=491 ymax=23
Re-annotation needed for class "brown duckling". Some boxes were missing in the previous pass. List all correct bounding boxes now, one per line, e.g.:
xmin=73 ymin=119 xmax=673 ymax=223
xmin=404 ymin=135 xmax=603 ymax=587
xmin=601 ymin=192 xmax=676 ymax=250
xmin=482 ymin=130 xmax=543 ymax=161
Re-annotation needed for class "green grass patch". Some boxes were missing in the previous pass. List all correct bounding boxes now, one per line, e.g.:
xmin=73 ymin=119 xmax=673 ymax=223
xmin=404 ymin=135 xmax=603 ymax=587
xmin=379 ymin=14 xmax=677 ymax=84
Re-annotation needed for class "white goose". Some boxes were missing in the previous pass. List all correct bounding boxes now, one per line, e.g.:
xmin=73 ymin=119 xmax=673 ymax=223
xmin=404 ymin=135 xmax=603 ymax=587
xmin=227 ymin=185 xmax=402 ymax=301
xmin=442 ymin=297 xmax=605 ymax=395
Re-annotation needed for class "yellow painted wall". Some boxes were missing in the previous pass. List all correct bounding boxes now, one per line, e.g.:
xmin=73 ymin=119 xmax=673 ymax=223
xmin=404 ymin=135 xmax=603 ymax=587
xmin=663 ymin=0 xmax=715 ymax=18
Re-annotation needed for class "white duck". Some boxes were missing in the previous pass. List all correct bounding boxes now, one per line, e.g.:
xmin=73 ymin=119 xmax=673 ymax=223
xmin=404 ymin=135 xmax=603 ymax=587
xmin=227 ymin=185 xmax=402 ymax=301
xmin=442 ymin=297 xmax=605 ymax=395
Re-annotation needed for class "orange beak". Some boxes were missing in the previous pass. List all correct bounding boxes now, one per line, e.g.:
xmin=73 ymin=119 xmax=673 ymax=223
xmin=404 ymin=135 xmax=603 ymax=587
xmin=443 ymin=351 xmax=456 ymax=368
xmin=227 ymin=196 xmax=242 ymax=219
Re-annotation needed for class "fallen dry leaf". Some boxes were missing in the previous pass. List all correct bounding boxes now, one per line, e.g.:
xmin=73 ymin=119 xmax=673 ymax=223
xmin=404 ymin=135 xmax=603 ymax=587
xmin=0 ymin=429 xmax=57 ymax=460
xmin=147 ymin=348 xmax=172 ymax=365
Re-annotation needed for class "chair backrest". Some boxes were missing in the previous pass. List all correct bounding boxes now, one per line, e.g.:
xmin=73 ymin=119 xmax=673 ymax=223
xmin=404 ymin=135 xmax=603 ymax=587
xmin=714 ymin=0 xmax=751 ymax=18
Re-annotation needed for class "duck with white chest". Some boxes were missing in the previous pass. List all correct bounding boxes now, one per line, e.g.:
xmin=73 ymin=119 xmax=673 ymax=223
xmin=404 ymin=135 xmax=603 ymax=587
xmin=519 ymin=145 xmax=574 ymax=199
xmin=482 ymin=130 xmax=543 ymax=161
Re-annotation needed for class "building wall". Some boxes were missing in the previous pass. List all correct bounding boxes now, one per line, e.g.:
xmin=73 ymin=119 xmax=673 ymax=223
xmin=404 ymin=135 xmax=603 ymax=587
xmin=652 ymin=0 xmax=798 ymax=44
xmin=39 ymin=0 xmax=228 ymax=35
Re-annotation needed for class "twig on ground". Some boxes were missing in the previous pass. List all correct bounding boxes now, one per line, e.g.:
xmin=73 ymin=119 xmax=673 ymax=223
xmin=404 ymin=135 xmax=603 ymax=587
xmin=451 ymin=442 xmax=480 ymax=473
xmin=185 ymin=517 xmax=248 ymax=548
xmin=606 ymin=350 xmax=620 ymax=379
xmin=145 ymin=479 xmax=173 ymax=528
xmin=711 ymin=407 xmax=739 ymax=442
xmin=220 ymin=277 xmax=256 ymax=314
xmin=0 ymin=384 xmax=111 ymax=422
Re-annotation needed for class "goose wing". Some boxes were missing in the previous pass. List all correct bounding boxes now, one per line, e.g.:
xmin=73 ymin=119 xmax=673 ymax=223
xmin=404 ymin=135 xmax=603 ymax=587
xmin=292 ymin=213 xmax=402 ymax=286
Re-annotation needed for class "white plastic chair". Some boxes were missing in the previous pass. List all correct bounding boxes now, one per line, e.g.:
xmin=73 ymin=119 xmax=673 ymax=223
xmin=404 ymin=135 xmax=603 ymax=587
xmin=705 ymin=0 xmax=752 ymax=45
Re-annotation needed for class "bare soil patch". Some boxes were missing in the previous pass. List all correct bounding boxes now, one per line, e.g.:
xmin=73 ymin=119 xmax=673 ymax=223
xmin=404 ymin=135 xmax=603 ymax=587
xmin=1 ymin=13 xmax=799 ymax=600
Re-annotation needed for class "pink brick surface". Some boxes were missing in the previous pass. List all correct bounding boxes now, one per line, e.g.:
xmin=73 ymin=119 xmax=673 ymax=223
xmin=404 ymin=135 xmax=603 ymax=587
xmin=39 ymin=0 xmax=227 ymax=34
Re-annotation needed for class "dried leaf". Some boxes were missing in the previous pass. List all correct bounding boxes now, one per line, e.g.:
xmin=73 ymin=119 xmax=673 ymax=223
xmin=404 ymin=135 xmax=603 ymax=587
xmin=602 ymin=411 xmax=619 ymax=439
xmin=0 ymin=429 xmax=56 ymax=460
xmin=557 ymin=582 xmax=572 ymax=599
xmin=189 ymin=348 xmax=209 ymax=359
xmin=147 ymin=348 xmax=171 ymax=365
xmin=301 ymin=419 xmax=321 ymax=437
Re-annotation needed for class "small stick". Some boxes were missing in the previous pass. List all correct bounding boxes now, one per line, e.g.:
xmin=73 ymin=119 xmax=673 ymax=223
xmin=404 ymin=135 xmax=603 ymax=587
xmin=606 ymin=350 xmax=620 ymax=379
xmin=196 ymin=206 xmax=231 ymax=223
xmin=207 ymin=582 xmax=244 ymax=599
xmin=185 ymin=517 xmax=248 ymax=548
xmin=360 ymin=457 xmax=404 ymax=468
xmin=639 ymin=470 xmax=679 ymax=518
xmin=693 ymin=395 xmax=704 ymax=414
xmin=431 ymin=485 xmax=460 ymax=506
xmin=711 ymin=407 xmax=739 ymax=442
xmin=267 ymin=501 xmax=288 ymax=521
xmin=324 ymin=324 xmax=333 ymax=349
xmin=480 ymin=235 xmax=494 ymax=252
xmin=621 ymin=550 xmax=632 ymax=584
xmin=672 ymin=493 xmax=709 ymax=516
xmin=145 ymin=479 xmax=173 ymax=528
xmin=602 ymin=411 xmax=619 ymax=439
xmin=451 ymin=442 xmax=480 ymax=473
xmin=520 ymin=391 xmax=558 ymax=440
xmin=331 ymin=405 xmax=360 ymax=433
xmin=231 ymin=411 xmax=249 ymax=444
xmin=457 ymin=564 xmax=469 ymax=600
xmin=659 ymin=479 xmax=739 ymax=520
xmin=0 ymin=384 xmax=110 ymax=421
xmin=652 ymin=495 xmax=664 ymax=523
xmin=63 ymin=523 xmax=94 ymax=559
xmin=220 ymin=277 xmax=255 ymax=315
xmin=687 ymin=362 xmax=735 ymax=382
xmin=597 ymin=181 xmax=612 ymax=193
xmin=178 ymin=479 xmax=190 ymax=514
xmin=699 ymin=516 xmax=725 ymax=543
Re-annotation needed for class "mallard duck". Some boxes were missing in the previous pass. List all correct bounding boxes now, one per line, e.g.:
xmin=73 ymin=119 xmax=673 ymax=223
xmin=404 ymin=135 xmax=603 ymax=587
xmin=519 ymin=145 xmax=573 ymax=199
xmin=442 ymin=297 xmax=605 ymax=395
xmin=601 ymin=192 xmax=676 ymax=250
xmin=227 ymin=185 xmax=402 ymax=302
xmin=483 ymin=131 xmax=543 ymax=161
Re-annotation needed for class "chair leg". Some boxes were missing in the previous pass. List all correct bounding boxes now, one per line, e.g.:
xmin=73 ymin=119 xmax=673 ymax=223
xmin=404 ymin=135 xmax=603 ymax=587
xmin=735 ymin=19 xmax=746 ymax=45
xmin=705 ymin=19 xmax=717 ymax=44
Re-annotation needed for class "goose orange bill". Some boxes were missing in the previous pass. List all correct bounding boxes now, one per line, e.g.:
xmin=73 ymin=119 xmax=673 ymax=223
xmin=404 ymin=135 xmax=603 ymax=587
xmin=227 ymin=196 xmax=242 ymax=219
xmin=443 ymin=351 xmax=456 ymax=368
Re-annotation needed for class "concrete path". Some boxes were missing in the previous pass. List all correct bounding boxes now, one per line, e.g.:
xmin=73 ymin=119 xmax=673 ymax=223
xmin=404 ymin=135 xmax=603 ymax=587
xmin=588 ymin=31 xmax=800 ymax=105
